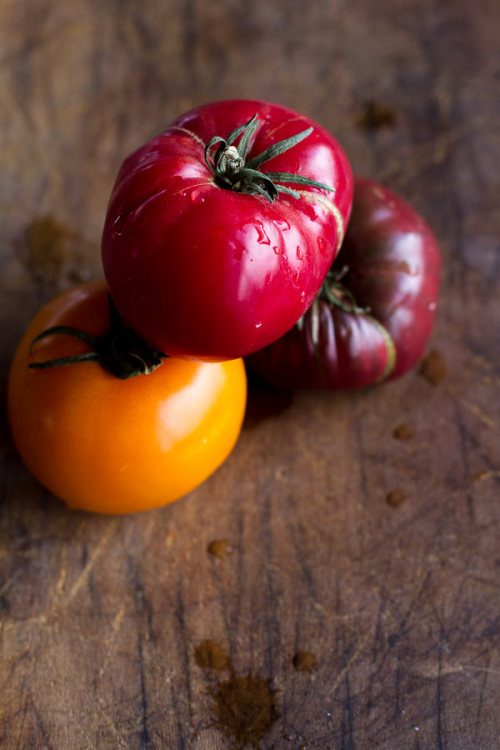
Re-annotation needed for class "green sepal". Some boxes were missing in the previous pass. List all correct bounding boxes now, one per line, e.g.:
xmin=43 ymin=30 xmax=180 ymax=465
xmin=246 ymin=126 xmax=313 ymax=169
xmin=203 ymin=114 xmax=336 ymax=203
xmin=28 ymin=296 xmax=167 ymax=379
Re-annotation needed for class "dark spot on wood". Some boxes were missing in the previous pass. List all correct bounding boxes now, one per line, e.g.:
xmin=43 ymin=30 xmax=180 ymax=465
xmin=243 ymin=370 xmax=294 ymax=429
xmin=292 ymin=651 xmax=318 ymax=673
xmin=207 ymin=539 xmax=233 ymax=559
xmin=470 ymin=471 xmax=489 ymax=481
xmin=20 ymin=216 xmax=89 ymax=289
xmin=208 ymin=672 xmax=279 ymax=749
xmin=386 ymin=490 xmax=406 ymax=507
xmin=355 ymin=100 xmax=397 ymax=130
xmin=419 ymin=349 xmax=447 ymax=385
xmin=393 ymin=423 xmax=415 ymax=440
xmin=194 ymin=640 xmax=230 ymax=671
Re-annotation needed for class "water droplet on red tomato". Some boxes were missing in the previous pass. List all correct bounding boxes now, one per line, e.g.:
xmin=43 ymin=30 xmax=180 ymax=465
xmin=189 ymin=189 xmax=205 ymax=204
xmin=273 ymin=219 xmax=291 ymax=231
xmin=255 ymin=321 xmax=263 ymax=329
xmin=242 ymin=222 xmax=271 ymax=246
xmin=273 ymin=246 xmax=280 ymax=255
xmin=318 ymin=237 xmax=328 ymax=255
xmin=255 ymin=224 xmax=270 ymax=245
xmin=296 ymin=245 xmax=303 ymax=260
xmin=303 ymin=203 xmax=319 ymax=221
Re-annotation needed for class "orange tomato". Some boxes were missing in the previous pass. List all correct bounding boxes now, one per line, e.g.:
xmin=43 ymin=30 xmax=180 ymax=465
xmin=7 ymin=281 xmax=247 ymax=514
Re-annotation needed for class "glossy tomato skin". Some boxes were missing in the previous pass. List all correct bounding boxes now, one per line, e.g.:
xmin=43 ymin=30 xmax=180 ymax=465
xmin=8 ymin=282 xmax=247 ymax=514
xmin=101 ymin=99 xmax=353 ymax=361
xmin=246 ymin=300 xmax=396 ymax=389
xmin=247 ymin=177 xmax=441 ymax=389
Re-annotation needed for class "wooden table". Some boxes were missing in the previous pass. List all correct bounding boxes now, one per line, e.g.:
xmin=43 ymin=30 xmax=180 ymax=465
xmin=1 ymin=1 xmax=499 ymax=747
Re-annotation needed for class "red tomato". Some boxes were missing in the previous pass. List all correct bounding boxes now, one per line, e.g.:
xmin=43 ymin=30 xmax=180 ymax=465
xmin=8 ymin=282 xmax=247 ymax=514
xmin=247 ymin=177 xmax=441 ymax=389
xmin=101 ymin=99 xmax=353 ymax=361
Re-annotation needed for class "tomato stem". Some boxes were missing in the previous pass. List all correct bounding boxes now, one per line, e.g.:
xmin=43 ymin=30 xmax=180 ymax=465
xmin=29 ymin=296 xmax=166 ymax=379
xmin=204 ymin=114 xmax=336 ymax=203
xmin=320 ymin=267 xmax=371 ymax=315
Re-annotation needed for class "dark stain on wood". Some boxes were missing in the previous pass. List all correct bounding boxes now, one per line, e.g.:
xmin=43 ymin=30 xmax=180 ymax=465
xmin=208 ymin=672 xmax=280 ymax=749
xmin=386 ymin=489 xmax=406 ymax=507
xmin=292 ymin=651 xmax=319 ymax=673
xmin=419 ymin=349 xmax=447 ymax=385
xmin=393 ymin=423 xmax=415 ymax=440
xmin=195 ymin=640 xmax=279 ymax=747
xmin=207 ymin=539 xmax=233 ymax=559
xmin=19 ymin=216 xmax=90 ymax=290
xmin=355 ymin=100 xmax=397 ymax=130
xmin=194 ymin=640 xmax=231 ymax=671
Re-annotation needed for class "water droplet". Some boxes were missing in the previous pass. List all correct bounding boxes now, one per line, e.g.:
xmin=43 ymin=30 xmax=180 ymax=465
xmin=273 ymin=219 xmax=291 ymax=231
xmin=242 ymin=222 xmax=271 ymax=246
xmin=110 ymin=215 xmax=124 ymax=238
xmin=255 ymin=225 xmax=270 ymax=245
xmin=189 ymin=189 xmax=205 ymax=204
xmin=255 ymin=321 xmax=263 ymax=329
xmin=300 ymin=291 xmax=306 ymax=301
xmin=296 ymin=245 xmax=303 ymax=260
xmin=304 ymin=203 xmax=319 ymax=221
xmin=273 ymin=246 xmax=280 ymax=255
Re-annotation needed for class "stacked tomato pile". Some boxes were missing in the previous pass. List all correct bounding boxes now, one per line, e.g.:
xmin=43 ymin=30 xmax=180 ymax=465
xmin=8 ymin=100 xmax=440 ymax=514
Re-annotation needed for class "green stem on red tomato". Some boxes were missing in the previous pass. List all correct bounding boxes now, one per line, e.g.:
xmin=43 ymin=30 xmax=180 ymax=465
xmin=204 ymin=114 xmax=336 ymax=203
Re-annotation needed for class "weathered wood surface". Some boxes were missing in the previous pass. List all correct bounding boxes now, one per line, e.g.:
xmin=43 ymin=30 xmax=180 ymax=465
xmin=1 ymin=0 xmax=499 ymax=747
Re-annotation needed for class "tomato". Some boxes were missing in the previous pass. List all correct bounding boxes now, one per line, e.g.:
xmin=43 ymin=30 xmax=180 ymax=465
xmin=247 ymin=176 xmax=441 ymax=389
xmin=7 ymin=281 xmax=247 ymax=514
xmin=101 ymin=99 xmax=353 ymax=361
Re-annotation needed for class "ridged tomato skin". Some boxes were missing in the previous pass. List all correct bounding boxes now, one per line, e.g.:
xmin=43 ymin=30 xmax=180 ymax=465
xmin=101 ymin=99 xmax=353 ymax=361
xmin=247 ymin=177 xmax=441 ymax=389
xmin=246 ymin=299 xmax=396 ymax=390
xmin=8 ymin=282 xmax=247 ymax=514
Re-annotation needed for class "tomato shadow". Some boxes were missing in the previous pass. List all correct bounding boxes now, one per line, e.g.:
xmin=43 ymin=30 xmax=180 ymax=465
xmin=243 ymin=367 xmax=294 ymax=430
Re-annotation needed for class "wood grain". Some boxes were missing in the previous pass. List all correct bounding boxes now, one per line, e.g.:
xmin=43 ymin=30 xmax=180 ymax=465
xmin=1 ymin=0 xmax=499 ymax=748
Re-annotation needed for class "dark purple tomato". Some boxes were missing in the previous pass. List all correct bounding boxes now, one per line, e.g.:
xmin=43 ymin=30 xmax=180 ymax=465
xmin=247 ymin=176 xmax=441 ymax=389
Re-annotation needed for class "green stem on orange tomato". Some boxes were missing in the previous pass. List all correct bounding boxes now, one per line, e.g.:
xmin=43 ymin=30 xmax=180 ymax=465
xmin=29 ymin=296 xmax=166 ymax=379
